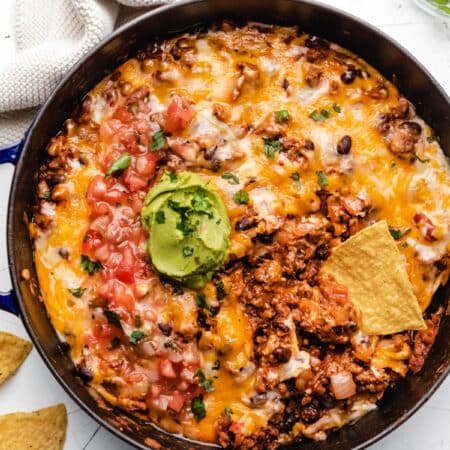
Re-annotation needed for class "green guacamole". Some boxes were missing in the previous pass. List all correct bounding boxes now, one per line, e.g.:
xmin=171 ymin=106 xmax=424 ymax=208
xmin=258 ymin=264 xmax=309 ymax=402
xmin=141 ymin=172 xmax=231 ymax=289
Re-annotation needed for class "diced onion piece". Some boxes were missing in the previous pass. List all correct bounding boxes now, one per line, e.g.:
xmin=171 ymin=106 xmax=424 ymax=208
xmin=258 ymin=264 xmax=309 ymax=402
xmin=330 ymin=371 xmax=356 ymax=399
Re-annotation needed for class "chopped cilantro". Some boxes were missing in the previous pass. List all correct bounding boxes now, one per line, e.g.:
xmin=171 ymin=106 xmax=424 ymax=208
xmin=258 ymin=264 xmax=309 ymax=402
xmin=275 ymin=109 xmax=290 ymax=123
xmin=263 ymin=136 xmax=283 ymax=159
xmin=106 ymin=153 xmax=131 ymax=176
xmin=391 ymin=162 xmax=397 ymax=169
xmin=215 ymin=281 xmax=227 ymax=300
xmin=332 ymin=102 xmax=341 ymax=113
xmin=68 ymin=287 xmax=86 ymax=298
xmin=155 ymin=210 xmax=165 ymax=224
xmin=389 ymin=227 xmax=411 ymax=240
xmin=233 ymin=189 xmax=249 ymax=205
xmin=104 ymin=309 xmax=122 ymax=327
xmin=192 ymin=395 xmax=206 ymax=422
xmin=224 ymin=406 xmax=232 ymax=416
xmin=290 ymin=172 xmax=300 ymax=181
xmin=194 ymin=369 xmax=215 ymax=393
xmin=150 ymin=130 xmax=165 ymax=151
xmin=191 ymin=191 xmax=213 ymax=217
xmin=129 ymin=330 xmax=146 ymax=345
xmin=426 ymin=134 xmax=438 ymax=144
xmin=40 ymin=191 xmax=51 ymax=200
xmin=81 ymin=255 xmax=103 ymax=276
xmin=166 ymin=172 xmax=178 ymax=183
xmin=416 ymin=155 xmax=430 ymax=164
xmin=212 ymin=360 xmax=221 ymax=370
xmin=182 ymin=246 xmax=194 ymax=257
xmin=401 ymin=241 xmax=409 ymax=249
xmin=196 ymin=292 xmax=209 ymax=309
xmin=309 ymin=109 xmax=330 ymax=122
xmin=222 ymin=172 xmax=240 ymax=185
xmin=316 ymin=170 xmax=328 ymax=187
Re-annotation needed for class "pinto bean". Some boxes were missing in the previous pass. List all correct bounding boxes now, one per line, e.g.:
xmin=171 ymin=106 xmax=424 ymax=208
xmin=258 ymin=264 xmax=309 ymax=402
xmin=336 ymin=135 xmax=352 ymax=154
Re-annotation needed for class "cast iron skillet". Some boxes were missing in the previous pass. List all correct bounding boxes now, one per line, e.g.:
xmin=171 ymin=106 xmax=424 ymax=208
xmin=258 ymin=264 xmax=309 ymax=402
xmin=4 ymin=1 xmax=449 ymax=449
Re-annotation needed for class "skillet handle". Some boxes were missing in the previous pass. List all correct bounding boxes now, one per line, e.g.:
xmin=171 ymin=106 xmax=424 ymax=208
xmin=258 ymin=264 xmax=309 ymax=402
xmin=0 ymin=138 xmax=25 ymax=315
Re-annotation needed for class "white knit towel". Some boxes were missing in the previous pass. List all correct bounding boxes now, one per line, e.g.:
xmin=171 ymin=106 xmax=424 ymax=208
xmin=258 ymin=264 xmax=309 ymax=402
xmin=0 ymin=0 xmax=176 ymax=147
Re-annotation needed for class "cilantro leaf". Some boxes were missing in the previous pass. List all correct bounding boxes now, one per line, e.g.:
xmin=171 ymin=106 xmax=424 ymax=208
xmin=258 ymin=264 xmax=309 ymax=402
xmin=222 ymin=172 xmax=240 ymax=185
xmin=155 ymin=210 xmax=165 ymax=224
xmin=263 ymin=136 xmax=283 ymax=159
xmin=40 ymin=191 xmax=51 ymax=200
xmin=129 ymin=330 xmax=146 ymax=345
xmin=316 ymin=170 xmax=328 ymax=187
xmin=182 ymin=246 xmax=194 ymax=257
xmin=275 ymin=110 xmax=290 ymax=123
xmin=224 ymin=406 xmax=232 ymax=416
xmin=215 ymin=281 xmax=227 ymax=300
xmin=426 ymin=134 xmax=438 ymax=144
xmin=106 ymin=153 xmax=131 ymax=177
xmin=104 ymin=309 xmax=122 ymax=327
xmin=150 ymin=130 xmax=165 ymax=151
xmin=194 ymin=368 xmax=215 ymax=393
xmin=81 ymin=255 xmax=103 ymax=276
xmin=310 ymin=109 xmax=330 ymax=122
xmin=332 ymin=102 xmax=341 ymax=113
xmin=389 ymin=227 xmax=411 ymax=240
xmin=68 ymin=287 xmax=86 ymax=298
xmin=233 ymin=189 xmax=249 ymax=205
xmin=196 ymin=292 xmax=209 ymax=310
xmin=166 ymin=172 xmax=177 ymax=183
xmin=192 ymin=395 xmax=206 ymax=422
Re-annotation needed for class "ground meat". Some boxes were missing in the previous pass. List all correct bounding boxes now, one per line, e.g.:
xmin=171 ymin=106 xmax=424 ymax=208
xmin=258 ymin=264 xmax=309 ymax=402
xmin=305 ymin=65 xmax=323 ymax=87
xmin=409 ymin=311 xmax=441 ymax=373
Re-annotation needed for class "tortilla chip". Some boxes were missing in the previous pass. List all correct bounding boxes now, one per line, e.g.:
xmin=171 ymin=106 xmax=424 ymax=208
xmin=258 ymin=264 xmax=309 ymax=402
xmin=0 ymin=331 xmax=32 ymax=385
xmin=323 ymin=220 xmax=426 ymax=335
xmin=0 ymin=404 xmax=67 ymax=450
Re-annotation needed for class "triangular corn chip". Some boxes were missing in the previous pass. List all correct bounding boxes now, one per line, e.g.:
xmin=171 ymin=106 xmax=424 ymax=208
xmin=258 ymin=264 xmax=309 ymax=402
xmin=0 ymin=331 xmax=32 ymax=385
xmin=0 ymin=404 xmax=67 ymax=450
xmin=323 ymin=221 xmax=426 ymax=335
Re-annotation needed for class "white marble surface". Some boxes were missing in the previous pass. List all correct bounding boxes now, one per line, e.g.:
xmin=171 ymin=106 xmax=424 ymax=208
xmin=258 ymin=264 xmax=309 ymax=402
xmin=0 ymin=1 xmax=449 ymax=449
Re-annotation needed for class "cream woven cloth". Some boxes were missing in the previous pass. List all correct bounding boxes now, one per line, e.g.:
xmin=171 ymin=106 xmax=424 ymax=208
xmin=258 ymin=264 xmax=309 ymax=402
xmin=0 ymin=0 xmax=176 ymax=147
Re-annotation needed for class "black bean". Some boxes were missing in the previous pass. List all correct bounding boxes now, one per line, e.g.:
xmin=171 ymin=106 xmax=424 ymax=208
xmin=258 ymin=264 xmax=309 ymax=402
xmin=273 ymin=346 xmax=292 ymax=363
xmin=58 ymin=247 xmax=70 ymax=260
xmin=75 ymin=364 xmax=93 ymax=382
xmin=282 ymin=78 xmax=289 ymax=90
xmin=158 ymin=323 xmax=173 ymax=336
xmin=203 ymin=145 xmax=218 ymax=160
xmin=274 ymin=322 xmax=290 ymax=333
xmin=304 ymin=36 xmax=330 ymax=50
xmin=315 ymin=244 xmax=330 ymax=259
xmin=337 ymin=135 xmax=352 ymax=154
xmin=341 ymin=68 xmax=357 ymax=84
xmin=257 ymin=233 xmax=273 ymax=244
xmin=249 ymin=393 xmax=268 ymax=407
xmin=235 ymin=217 xmax=256 ymax=231
xmin=399 ymin=121 xmax=422 ymax=136
xmin=304 ymin=139 xmax=315 ymax=151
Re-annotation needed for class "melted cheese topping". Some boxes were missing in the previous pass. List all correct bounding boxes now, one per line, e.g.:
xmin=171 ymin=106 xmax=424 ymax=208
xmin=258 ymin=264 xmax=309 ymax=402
xmin=32 ymin=23 xmax=449 ymax=446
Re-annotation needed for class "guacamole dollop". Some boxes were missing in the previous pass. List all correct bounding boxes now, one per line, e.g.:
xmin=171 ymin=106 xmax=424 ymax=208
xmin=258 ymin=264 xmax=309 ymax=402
xmin=141 ymin=172 xmax=231 ymax=289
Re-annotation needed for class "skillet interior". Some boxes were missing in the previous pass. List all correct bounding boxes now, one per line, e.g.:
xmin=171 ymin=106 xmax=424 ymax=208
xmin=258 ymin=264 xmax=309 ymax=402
xmin=7 ymin=1 xmax=449 ymax=449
